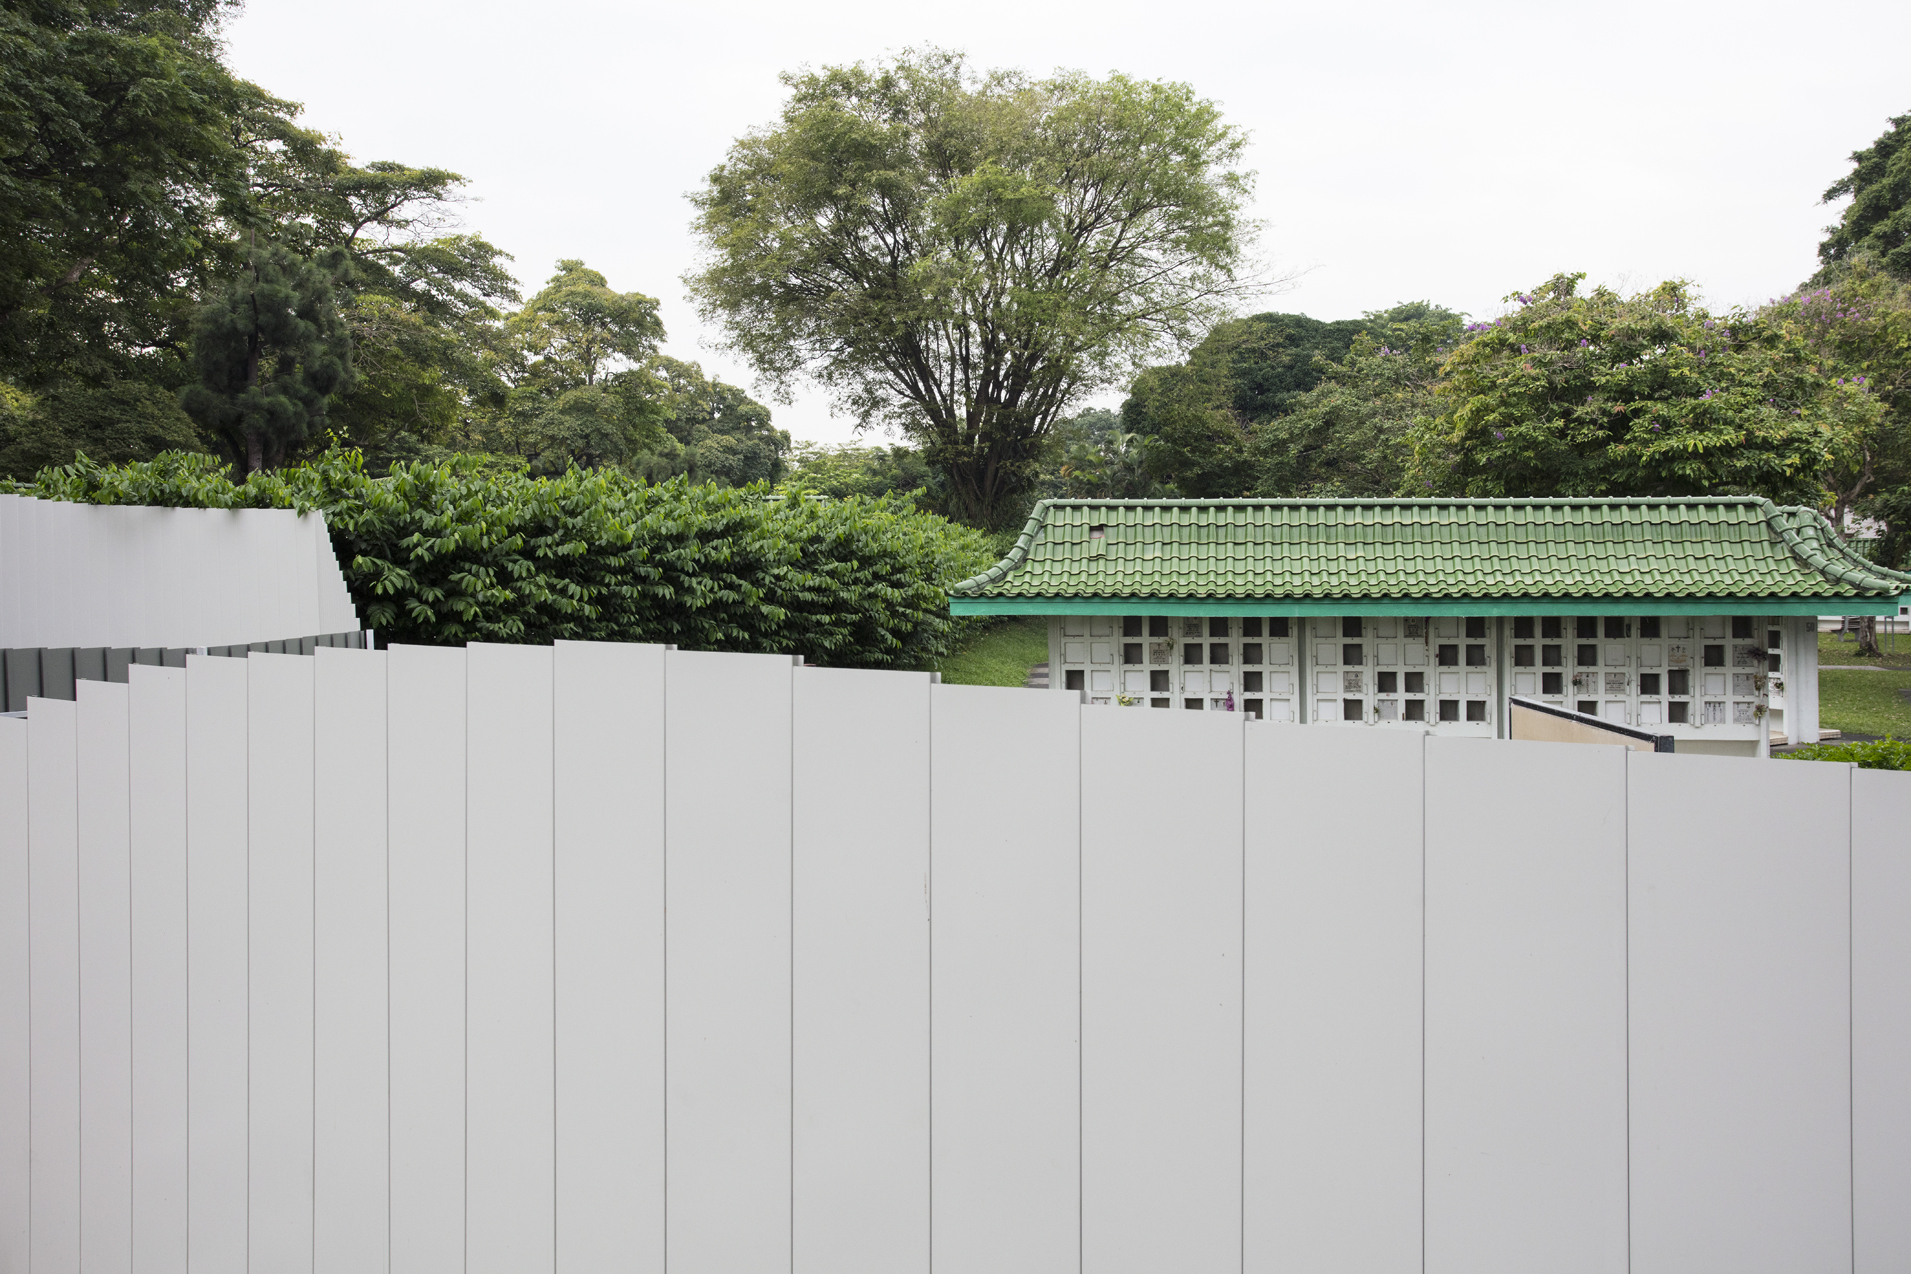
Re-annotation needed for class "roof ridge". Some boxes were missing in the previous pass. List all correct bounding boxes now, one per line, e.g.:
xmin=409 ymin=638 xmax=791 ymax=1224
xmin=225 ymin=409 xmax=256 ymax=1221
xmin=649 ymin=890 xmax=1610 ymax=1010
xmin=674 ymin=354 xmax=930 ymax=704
xmin=1766 ymin=503 xmax=1911 ymax=593
xmin=949 ymin=498 xmax=1051 ymax=596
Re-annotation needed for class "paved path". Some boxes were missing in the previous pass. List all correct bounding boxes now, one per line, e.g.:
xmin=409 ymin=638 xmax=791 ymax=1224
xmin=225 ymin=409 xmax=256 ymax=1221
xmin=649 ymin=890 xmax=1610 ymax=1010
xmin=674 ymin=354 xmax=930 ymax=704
xmin=1026 ymin=661 xmax=1049 ymax=690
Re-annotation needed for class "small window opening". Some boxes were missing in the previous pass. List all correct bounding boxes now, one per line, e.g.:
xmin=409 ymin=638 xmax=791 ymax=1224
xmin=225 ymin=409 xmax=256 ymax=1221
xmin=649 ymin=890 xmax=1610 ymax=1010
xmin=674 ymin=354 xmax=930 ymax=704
xmin=1242 ymin=617 xmax=1262 ymax=638
xmin=1343 ymin=643 xmax=1365 ymax=665
xmin=1376 ymin=671 xmax=1398 ymax=693
xmin=1210 ymin=643 xmax=1231 ymax=665
xmin=1436 ymin=644 xmax=1459 ymax=667
xmin=1465 ymin=644 xmax=1487 ymax=667
xmin=1465 ymin=617 xmax=1486 ymax=639
xmin=1243 ymin=671 xmax=1264 ymax=692
xmin=1542 ymin=617 xmax=1563 ymax=639
xmin=1403 ymin=700 xmax=1426 ymax=721
xmin=1667 ymin=669 xmax=1690 ymax=696
xmin=1577 ymin=644 xmax=1599 ymax=667
xmin=1438 ymin=699 xmax=1460 ymax=722
xmin=1268 ymin=617 xmax=1290 ymax=637
xmin=1542 ymin=645 xmax=1563 ymax=667
xmin=1243 ymin=699 xmax=1263 ymax=720
xmin=1702 ymin=645 xmax=1725 ymax=667
xmin=1149 ymin=616 xmax=1169 ymax=638
xmin=1150 ymin=670 xmax=1170 ymax=693
xmin=1639 ymin=672 xmax=1662 ymax=696
xmin=1404 ymin=671 xmax=1426 ymax=695
xmin=1513 ymin=617 xmax=1535 ymax=639
xmin=1210 ymin=617 xmax=1230 ymax=638
xmin=1241 ymin=643 xmax=1263 ymax=665
xmin=1604 ymin=617 xmax=1628 ymax=639
xmin=1542 ymin=672 xmax=1563 ymax=695
xmin=1577 ymin=700 xmax=1598 ymax=715
xmin=1151 ymin=698 xmax=1171 ymax=708
xmin=1184 ymin=698 xmax=1204 ymax=710
xmin=1089 ymin=524 xmax=1106 ymax=539
xmin=1123 ymin=616 xmax=1143 ymax=638
xmin=1465 ymin=701 xmax=1487 ymax=722
xmin=1767 ymin=628 xmax=1782 ymax=649
xmin=1065 ymin=669 xmax=1084 ymax=691
xmin=1667 ymin=701 xmax=1689 ymax=723
xmin=1639 ymin=617 xmax=1661 ymax=639
xmin=1731 ymin=617 xmax=1753 ymax=639
xmin=1184 ymin=643 xmax=1204 ymax=664
xmin=1122 ymin=643 xmax=1143 ymax=665
xmin=1343 ymin=698 xmax=1365 ymax=720
xmin=1513 ymin=645 xmax=1535 ymax=667
xmin=1576 ymin=617 xmax=1598 ymax=639
xmin=1342 ymin=617 xmax=1364 ymax=638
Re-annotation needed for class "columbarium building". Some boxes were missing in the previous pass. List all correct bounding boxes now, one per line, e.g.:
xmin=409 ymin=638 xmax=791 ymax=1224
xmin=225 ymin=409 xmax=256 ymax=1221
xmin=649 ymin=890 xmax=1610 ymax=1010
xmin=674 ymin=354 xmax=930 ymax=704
xmin=947 ymin=498 xmax=1911 ymax=757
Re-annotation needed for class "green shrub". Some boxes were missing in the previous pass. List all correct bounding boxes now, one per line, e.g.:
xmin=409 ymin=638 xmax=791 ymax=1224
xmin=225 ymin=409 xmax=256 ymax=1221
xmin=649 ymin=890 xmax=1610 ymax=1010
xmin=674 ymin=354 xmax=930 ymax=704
xmin=1776 ymin=737 xmax=1911 ymax=770
xmin=11 ymin=450 xmax=993 ymax=667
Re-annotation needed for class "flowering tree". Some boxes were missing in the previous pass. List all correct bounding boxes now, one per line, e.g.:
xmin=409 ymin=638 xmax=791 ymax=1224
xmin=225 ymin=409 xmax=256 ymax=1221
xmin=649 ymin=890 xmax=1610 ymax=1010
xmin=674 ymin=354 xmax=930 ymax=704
xmin=1416 ymin=273 xmax=1877 ymax=504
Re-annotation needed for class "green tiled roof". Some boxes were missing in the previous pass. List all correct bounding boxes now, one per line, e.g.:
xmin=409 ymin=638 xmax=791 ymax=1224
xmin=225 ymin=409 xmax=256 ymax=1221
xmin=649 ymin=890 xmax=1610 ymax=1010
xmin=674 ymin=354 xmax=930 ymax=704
xmin=950 ymin=498 xmax=1911 ymax=606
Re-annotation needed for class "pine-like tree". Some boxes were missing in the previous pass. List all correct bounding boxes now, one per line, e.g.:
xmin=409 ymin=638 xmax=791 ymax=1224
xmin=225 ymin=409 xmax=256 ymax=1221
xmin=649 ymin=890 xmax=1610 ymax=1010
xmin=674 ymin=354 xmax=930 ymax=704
xmin=182 ymin=242 xmax=354 ymax=472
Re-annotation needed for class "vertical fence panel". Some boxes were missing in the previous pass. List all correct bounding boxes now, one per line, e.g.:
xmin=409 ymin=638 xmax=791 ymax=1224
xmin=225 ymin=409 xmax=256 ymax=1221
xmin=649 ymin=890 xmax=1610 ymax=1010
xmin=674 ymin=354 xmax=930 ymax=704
xmin=1852 ymin=767 xmax=1911 ymax=1274
xmin=31 ymin=698 xmax=82 ymax=1274
xmin=248 ymin=654 xmax=316 ymax=1274
xmin=312 ymin=650 xmax=388 ymax=1274
xmin=128 ymin=666 xmax=187 ymax=1274
xmin=387 ymin=645 xmax=467 ymax=1274
xmin=466 ymin=644 xmax=556 ymax=1274
xmin=1424 ymin=738 xmax=1628 ymax=1274
xmin=186 ymin=656 xmax=249 ymax=1274
xmin=791 ymin=667 xmax=931 ymax=1274
xmin=665 ymin=649 xmax=794 ymax=1274
xmin=78 ymin=681 xmax=133 ymax=1274
xmin=1628 ymin=751 xmax=1852 ymax=1274
xmin=1244 ymin=725 xmax=1423 ymax=1274
xmin=1080 ymin=708 xmax=1241 ymax=1274
xmin=0 ymin=718 xmax=26 ymax=1274
xmin=552 ymin=641 xmax=665 ymax=1274
xmin=929 ymin=685 xmax=1080 ymax=1274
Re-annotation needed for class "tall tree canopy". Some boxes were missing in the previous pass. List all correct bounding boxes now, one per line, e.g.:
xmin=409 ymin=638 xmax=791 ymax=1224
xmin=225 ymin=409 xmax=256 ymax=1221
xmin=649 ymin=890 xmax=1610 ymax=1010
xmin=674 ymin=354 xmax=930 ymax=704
xmin=687 ymin=46 xmax=1259 ymax=527
xmin=1421 ymin=274 xmax=1872 ymax=503
xmin=1819 ymin=113 xmax=1911 ymax=281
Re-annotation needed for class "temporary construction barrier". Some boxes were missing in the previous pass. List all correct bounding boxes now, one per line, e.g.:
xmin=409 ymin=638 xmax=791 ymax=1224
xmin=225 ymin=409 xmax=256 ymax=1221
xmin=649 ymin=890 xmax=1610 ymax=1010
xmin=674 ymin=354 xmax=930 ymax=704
xmin=1 ymin=640 xmax=1908 ymax=1274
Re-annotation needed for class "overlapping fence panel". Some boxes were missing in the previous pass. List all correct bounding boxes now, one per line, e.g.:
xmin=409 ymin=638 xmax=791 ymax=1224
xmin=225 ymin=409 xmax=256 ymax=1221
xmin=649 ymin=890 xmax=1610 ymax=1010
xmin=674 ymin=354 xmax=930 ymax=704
xmin=2 ymin=640 xmax=1909 ymax=1274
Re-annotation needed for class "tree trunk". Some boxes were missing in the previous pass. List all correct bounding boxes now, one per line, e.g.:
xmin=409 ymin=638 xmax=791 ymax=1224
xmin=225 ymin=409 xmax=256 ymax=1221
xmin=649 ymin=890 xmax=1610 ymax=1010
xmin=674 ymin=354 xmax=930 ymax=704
xmin=246 ymin=427 xmax=264 ymax=476
xmin=1857 ymin=614 xmax=1882 ymax=659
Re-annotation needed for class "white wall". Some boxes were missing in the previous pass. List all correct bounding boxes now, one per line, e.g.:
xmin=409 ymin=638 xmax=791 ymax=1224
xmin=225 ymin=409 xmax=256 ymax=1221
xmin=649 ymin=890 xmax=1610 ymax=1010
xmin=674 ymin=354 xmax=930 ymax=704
xmin=0 ymin=494 xmax=358 ymax=650
xmin=2 ymin=641 xmax=1907 ymax=1274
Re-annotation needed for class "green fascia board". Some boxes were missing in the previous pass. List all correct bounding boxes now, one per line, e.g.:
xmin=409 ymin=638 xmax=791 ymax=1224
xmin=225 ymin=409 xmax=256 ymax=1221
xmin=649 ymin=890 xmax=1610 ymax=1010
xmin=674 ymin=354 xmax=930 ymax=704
xmin=951 ymin=596 xmax=1898 ymax=617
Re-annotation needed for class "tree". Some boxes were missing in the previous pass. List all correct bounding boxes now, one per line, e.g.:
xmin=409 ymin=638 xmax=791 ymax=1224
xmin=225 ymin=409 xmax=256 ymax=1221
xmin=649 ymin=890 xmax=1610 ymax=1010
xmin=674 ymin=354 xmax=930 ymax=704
xmin=180 ymin=240 xmax=354 ymax=472
xmin=687 ymin=47 xmax=1260 ymax=527
xmin=783 ymin=441 xmax=938 ymax=503
xmin=1254 ymin=306 xmax=1466 ymax=497
xmin=1818 ymin=112 xmax=1911 ymax=281
xmin=634 ymin=356 xmax=790 ymax=486
xmin=0 ymin=0 xmax=264 ymax=384
xmin=0 ymin=378 xmax=208 ymax=480
xmin=1420 ymin=274 xmax=1870 ymax=503
xmin=470 ymin=261 xmax=666 ymax=473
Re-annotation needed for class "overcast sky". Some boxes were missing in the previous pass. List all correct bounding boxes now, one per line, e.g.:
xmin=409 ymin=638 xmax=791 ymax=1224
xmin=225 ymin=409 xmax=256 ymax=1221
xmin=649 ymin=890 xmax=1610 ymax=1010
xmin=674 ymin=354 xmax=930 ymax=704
xmin=224 ymin=0 xmax=1907 ymax=446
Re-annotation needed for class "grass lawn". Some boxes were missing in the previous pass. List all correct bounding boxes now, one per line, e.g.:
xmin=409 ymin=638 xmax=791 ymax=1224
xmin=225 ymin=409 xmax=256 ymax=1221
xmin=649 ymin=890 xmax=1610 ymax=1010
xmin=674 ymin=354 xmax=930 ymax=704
xmin=926 ymin=616 xmax=1048 ymax=687
xmin=1818 ymin=667 xmax=1911 ymax=740
xmin=1817 ymin=628 xmax=1911 ymax=667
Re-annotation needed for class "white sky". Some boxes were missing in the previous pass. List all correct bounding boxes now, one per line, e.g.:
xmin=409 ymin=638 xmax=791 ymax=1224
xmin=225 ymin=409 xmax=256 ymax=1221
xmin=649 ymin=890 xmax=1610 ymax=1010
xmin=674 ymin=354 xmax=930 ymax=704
xmin=224 ymin=0 xmax=1908 ymax=447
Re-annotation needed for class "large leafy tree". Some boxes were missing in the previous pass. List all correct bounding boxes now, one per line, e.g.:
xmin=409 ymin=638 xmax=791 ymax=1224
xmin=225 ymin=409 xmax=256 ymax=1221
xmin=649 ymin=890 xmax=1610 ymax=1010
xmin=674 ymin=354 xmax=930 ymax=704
xmin=180 ymin=240 xmax=354 ymax=472
xmin=1818 ymin=112 xmax=1911 ymax=281
xmin=467 ymin=261 xmax=667 ymax=473
xmin=0 ymin=0 xmax=260 ymax=383
xmin=687 ymin=47 xmax=1260 ymax=527
xmin=1420 ymin=274 xmax=1870 ymax=503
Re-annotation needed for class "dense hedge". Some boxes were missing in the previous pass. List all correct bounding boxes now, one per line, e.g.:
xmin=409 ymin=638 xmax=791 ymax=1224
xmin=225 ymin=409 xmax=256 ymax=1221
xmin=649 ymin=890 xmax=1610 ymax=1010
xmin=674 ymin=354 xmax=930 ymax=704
xmin=1776 ymin=737 xmax=1911 ymax=770
xmin=11 ymin=451 xmax=995 ymax=668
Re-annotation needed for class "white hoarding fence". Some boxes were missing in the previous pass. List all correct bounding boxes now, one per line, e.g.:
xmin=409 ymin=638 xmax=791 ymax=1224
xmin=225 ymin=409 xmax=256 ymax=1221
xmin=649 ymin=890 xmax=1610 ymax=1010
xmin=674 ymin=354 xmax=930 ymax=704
xmin=2 ymin=640 xmax=1908 ymax=1274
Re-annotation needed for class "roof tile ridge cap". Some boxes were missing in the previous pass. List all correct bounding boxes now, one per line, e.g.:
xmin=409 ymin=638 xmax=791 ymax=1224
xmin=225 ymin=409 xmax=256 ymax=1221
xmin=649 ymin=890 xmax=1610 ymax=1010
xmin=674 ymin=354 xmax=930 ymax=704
xmin=1762 ymin=499 xmax=1904 ymax=594
xmin=1785 ymin=504 xmax=1911 ymax=587
xmin=949 ymin=499 xmax=1052 ymax=595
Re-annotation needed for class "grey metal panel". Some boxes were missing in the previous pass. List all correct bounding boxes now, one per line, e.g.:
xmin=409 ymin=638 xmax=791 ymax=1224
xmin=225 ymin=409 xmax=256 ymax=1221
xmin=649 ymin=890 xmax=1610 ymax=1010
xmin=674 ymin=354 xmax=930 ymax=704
xmin=553 ymin=641 xmax=666 ymax=1274
xmin=8 ymin=648 xmax=42 ymax=711
xmin=313 ymin=648 xmax=389 ymax=1274
xmin=1081 ymin=706 xmax=1242 ymax=1274
xmin=43 ymin=645 xmax=75 ymax=700
xmin=185 ymin=655 xmax=250 ymax=1274
xmin=77 ymin=681 xmax=134 ymax=1270
xmin=29 ymin=697 xmax=82 ymax=1274
xmin=664 ymin=649 xmax=793 ymax=1274
xmin=246 ymin=642 xmax=266 ymax=655
xmin=0 ymin=716 xmax=26 ymax=1274
xmin=128 ymin=665 xmax=188 ymax=1274
xmin=160 ymin=649 xmax=186 ymax=669
xmin=1425 ymin=737 xmax=1628 ymax=1274
xmin=1245 ymin=725 xmax=1423 ymax=1274
xmin=929 ymin=684 xmax=1080 ymax=1274
xmin=248 ymin=653 xmax=317 ymax=1271
xmin=1628 ymin=750 xmax=1853 ymax=1274
xmin=466 ymin=643 xmax=556 ymax=1274
xmin=107 ymin=648 xmax=133 ymax=684
xmin=74 ymin=646 xmax=107 ymax=684
xmin=296 ymin=635 xmax=314 ymax=656
xmin=133 ymin=648 xmax=161 ymax=667
xmin=386 ymin=645 xmax=467 ymax=1274
xmin=791 ymin=666 xmax=931 ymax=1274
xmin=1854 ymin=767 xmax=1911 ymax=1273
